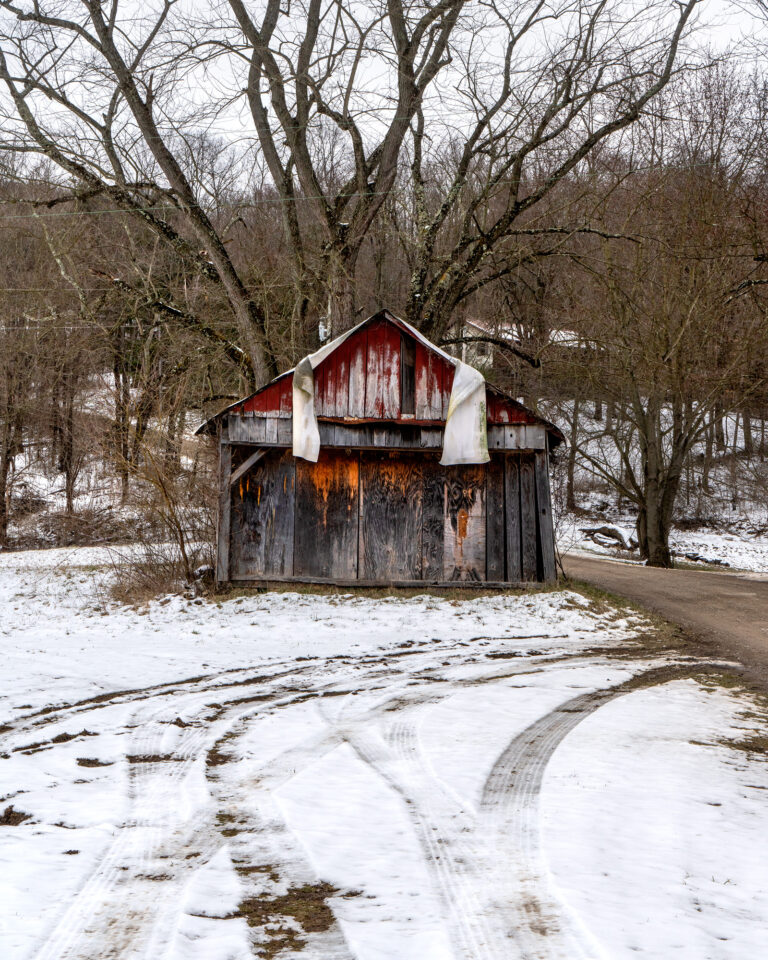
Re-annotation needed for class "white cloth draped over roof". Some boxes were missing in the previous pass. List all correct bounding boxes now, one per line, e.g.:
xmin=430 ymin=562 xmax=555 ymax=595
xmin=292 ymin=316 xmax=489 ymax=466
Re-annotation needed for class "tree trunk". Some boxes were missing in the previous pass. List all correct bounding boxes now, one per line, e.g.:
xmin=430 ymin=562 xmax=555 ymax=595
xmin=636 ymin=490 xmax=673 ymax=567
xmin=714 ymin=405 xmax=725 ymax=452
xmin=566 ymin=398 xmax=580 ymax=511
xmin=702 ymin=415 xmax=714 ymax=493
xmin=743 ymin=409 xmax=753 ymax=458
xmin=62 ymin=386 xmax=76 ymax=515
xmin=593 ymin=398 xmax=603 ymax=421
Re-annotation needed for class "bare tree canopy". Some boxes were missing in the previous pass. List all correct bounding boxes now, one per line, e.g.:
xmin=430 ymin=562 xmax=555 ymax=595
xmin=0 ymin=0 xmax=703 ymax=383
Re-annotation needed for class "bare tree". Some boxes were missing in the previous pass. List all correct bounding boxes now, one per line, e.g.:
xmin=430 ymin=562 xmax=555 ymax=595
xmin=549 ymin=66 xmax=768 ymax=565
xmin=0 ymin=0 xmax=704 ymax=376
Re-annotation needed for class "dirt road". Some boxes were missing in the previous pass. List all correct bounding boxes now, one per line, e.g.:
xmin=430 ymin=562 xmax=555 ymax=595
xmin=564 ymin=552 xmax=768 ymax=688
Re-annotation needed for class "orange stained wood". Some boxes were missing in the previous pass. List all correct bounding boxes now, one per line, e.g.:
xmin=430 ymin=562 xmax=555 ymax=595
xmin=457 ymin=508 xmax=469 ymax=543
xmin=299 ymin=455 xmax=360 ymax=529
xmin=372 ymin=459 xmax=419 ymax=492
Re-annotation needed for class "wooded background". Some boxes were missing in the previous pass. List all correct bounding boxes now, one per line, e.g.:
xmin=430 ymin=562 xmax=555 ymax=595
xmin=1 ymin=0 xmax=767 ymax=570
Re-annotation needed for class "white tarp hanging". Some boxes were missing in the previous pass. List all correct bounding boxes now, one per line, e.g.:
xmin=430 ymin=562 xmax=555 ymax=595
xmin=292 ymin=315 xmax=489 ymax=465
xmin=292 ymin=324 xmax=360 ymax=462
xmin=440 ymin=360 xmax=489 ymax=465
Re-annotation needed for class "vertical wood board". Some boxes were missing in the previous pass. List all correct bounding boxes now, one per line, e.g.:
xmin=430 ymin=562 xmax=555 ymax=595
xmin=278 ymin=376 xmax=293 ymax=417
xmin=414 ymin=343 xmax=443 ymax=420
xmin=535 ymin=450 xmax=556 ymax=581
xmin=294 ymin=452 xmax=359 ymax=579
xmin=360 ymin=455 xmax=423 ymax=580
xmin=230 ymin=449 xmax=295 ymax=578
xmin=364 ymin=320 xmax=400 ymax=418
xmin=216 ymin=437 xmax=232 ymax=583
xmin=421 ymin=458 xmax=444 ymax=578
xmin=348 ymin=326 xmax=367 ymax=417
xmin=486 ymin=456 xmax=505 ymax=581
xmin=505 ymin=454 xmax=522 ymax=582
xmin=520 ymin=455 xmax=537 ymax=580
xmin=442 ymin=465 xmax=486 ymax=581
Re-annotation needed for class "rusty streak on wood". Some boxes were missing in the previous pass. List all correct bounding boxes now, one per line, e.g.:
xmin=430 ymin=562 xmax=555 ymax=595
xmin=443 ymin=465 xmax=486 ymax=581
xmin=230 ymin=449 xmax=295 ymax=578
xmin=294 ymin=452 xmax=359 ymax=579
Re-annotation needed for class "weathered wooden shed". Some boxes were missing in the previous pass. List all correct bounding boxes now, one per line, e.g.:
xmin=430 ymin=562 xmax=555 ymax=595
xmin=200 ymin=310 xmax=563 ymax=587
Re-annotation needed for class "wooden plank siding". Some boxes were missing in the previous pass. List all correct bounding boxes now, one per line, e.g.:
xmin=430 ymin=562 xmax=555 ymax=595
xmin=360 ymin=455 xmax=423 ymax=580
xmin=519 ymin=455 xmax=538 ymax=581
xmin=294 ymin=451 xmax=360 ymax=580
xmin=212 ymin=313 xmax=561 ymax=587
xmin=225 ymin=417 xmax=548 ymax=451
xmin=535 ymin=450 xmax=557 ymax=581
xmin=223 ymin=447 xmax=554 ymax=586
xmin=216 ymin=431 xmax=232 ymax=584
xmin=504 ymin=455 xmax=522 ymax=582
xmin=486 ymin=457 xmax=505 ymax=581
xmin=229 ymin=319 xmax=547 ymax=432
xmin=230 ymin=449 xmax=295 ymax=579
xmin=443 ymin=465 xmax=486 ymax=581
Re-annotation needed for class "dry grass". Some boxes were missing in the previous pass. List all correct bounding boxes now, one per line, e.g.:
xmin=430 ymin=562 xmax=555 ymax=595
xmin=1 ymin=805 xmax=32 ymax=825
xmin=238 ymin=882 xmax=343 ymax=958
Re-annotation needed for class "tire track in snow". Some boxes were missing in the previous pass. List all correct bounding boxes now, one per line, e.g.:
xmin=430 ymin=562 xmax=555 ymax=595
xmin=30 ymin=666 xmax=324 ymax=960
xmin=478 ymin=663 xmax=725 ymax=960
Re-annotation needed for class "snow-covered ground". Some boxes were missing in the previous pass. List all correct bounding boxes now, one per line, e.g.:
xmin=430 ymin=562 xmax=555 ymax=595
xmin=558 ymin=511 xmax=768 ymax=573
xmin=2 ymin=547 xmax=768 ymax=959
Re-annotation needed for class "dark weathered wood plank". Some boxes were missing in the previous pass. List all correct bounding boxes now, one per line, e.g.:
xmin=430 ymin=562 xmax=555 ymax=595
xmin=294 ymin=452 xmax=359 ymax=579
xmin=230 ymin=449 xmax=295 ymax=579
xmin=422 ymin=458 xmax=444 ymax=579
xmin=216 ymin=434 xmax=232 ymax=584
xmin=505 ymin=454 xmax=522 ymax=582
xmin=443 ymin=465 xmax=486 ymax=581
xmin=520 ymin=454 xmax=537 ymax=581
xmin=318 ymin=423 xmax=335 ymax=445
xmin=419 ymin=427 xmax=443 ymax=449
xmin=277 ymin=418 xmax=292 ymax=445
xmin=535 ymin=450 xmax=556 ymax=581
xmin=487 ymin=426 xmax=505 ymax=449
xmin=486 ymin=456 xmax=505 ymax=581
xmin=401 ymin=336 xmax=415 ymax=415
xmin=229 ymin=447 xmax=266 ymax=486
xmin=360 ymin=454 xmax=422 ymax=580
xmin=228 ymin=415 xmax=267 ymax=444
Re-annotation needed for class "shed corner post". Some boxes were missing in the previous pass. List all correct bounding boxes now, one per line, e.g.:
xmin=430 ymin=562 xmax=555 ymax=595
xmin=534 ymin=446 xmax=556 ymax=582
xmin=216 ymin=420 xmax=232 ymax=586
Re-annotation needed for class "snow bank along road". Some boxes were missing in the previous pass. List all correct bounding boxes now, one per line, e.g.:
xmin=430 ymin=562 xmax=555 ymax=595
xmin=1 ymin=547 xmax=768 ymax=960
xmin=563 ymin=553 xmax=768 ymax=690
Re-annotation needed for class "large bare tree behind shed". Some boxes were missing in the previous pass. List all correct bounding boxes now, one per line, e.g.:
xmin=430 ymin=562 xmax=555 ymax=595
xmin=0 ymin=0 xmax=702 ymax=385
